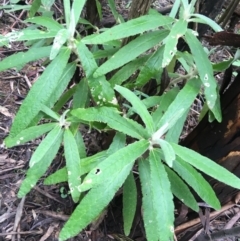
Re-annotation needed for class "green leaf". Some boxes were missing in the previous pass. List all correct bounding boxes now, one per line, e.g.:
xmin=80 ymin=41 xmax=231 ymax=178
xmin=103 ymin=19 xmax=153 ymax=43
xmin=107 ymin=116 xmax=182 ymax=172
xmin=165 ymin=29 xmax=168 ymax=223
xmin=123 ymin=172 xmax=137 ymax=236
xmin=59 ymin=161 xmax=134 ymax=241
xmin=4 ymin=123 xmax=56 ymax=148
xmin=162 ymin=19 xmax=188 ymax=67
xmin=29 ymin=0 xmax=41 ymax=17
xmin=115 ymin=85 xmax=154 ymax=134
xmin=139 ymin=159 xmax=158 ymax=241
xmin=79 ymin=139 xmax=149 ymax=192
xmin=48 ymin=62 xmax=77 ymax=107
xmin=164 ymin=166 xmax=198 ymax=211
xmin=53 ymin=85 xmax=78 ymax=112
xmin=25 ymin=16 xmax=63 ymax=30
xmin=41 ymin=104 xmax=60 ymax=121
xmin=7 ymin=48 xmax=70 ymax=138
xmin=76 ymin=41 xmax=116 ymax=106
xmin=190 ymin=13 xmax=222 ymax=32
xmin=64 ymin=129 xmax=82 ymax=203
xmin=50 ymin=29 xmax=69 ymax=60
xmin=172 ymin=156 xmax=220 ymax=210
xmin=70 ymin=107 xmax=149 ymax=139
xmin=157 ymin=139 xmax=175 ymax=167
xmin=74 ymin=130 xmax=86 ymax=158
xmin=135 ymin=46 xmax=164 ymax=87
xmin=185 ymin=29 xmax=221 ymax=121
xmin=44 ymin=150 xmax=108 ymax=185
xmin=152 ymin=87 xmax=179 ymax=126
xmin=108 ymin=0 xmax=124 ymax=23
xmin=63 ymin=0 xmax=71 ymax=28
xmin=142 ymin=96 xmax=162 ymax=109
xmin=107 ymin=132 xmax=126 ymax=155
xmin=171 ymin=143 xmax=240 ymax=191
xmin=149 ymin=149 xmax=174 ymax=241
xmin=0 ymin=46 xmax=51 ymax=71
xmin=4 ymin=29 xmax=58 ymax=42
xmin=73 ymin=79 xmax=89 ymax=109
xmin=70 ymin=0 xmax=86 ymax=35
xmin=18 ymin=125 xmax=63 ymax=197
xmin=29 ymin=124 xmax=63 ymax=167
xmin=213 ymin=58 xmax=233 ymax=72
xmin=93 ymin=47 xmax=120 ymax=60
xmin=165 ymin=109 xmax=189 ymax=143
xmin=82 ymin=14 xmax=173 ymax=44
xmin=153 ymin=78 xmax=201 ymax=139
xmin=109 ymin=55 xmax=149 ymax=87
xmin=93 ymin=30 xmax=169 ymax=77
xmin=169 ymin=0 xmax=180 ymax=18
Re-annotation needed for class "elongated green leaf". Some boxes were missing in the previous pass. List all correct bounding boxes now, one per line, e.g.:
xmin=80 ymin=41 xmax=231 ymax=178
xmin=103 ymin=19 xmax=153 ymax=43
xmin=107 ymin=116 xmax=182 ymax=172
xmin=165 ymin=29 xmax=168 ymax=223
xmin=115 ymin=85 xmax=154 ymax=134
xmin=73 ymin=79 xmax=89 ymax=109
xmin=74 ymin=130 xmax=86 ymax=158
xmin=107 ymin=132 xmax=126 ymax=155
xmin=0 ymin=46 xmax=51 ymax=71
xmin=162 ymin=19 xmax=188 ymax=67
xmin=4 ymin=123 xmax=56 ymax=148
xmin=44 ymin=150 xmax=108 ymax=185
xmin=149 ymin=149 xmax=174 ymax=241
xmin=29 ymin=124 xmax=62 ymax=167
xmin=169 ymin=0 xmax=180 ymax=18
xmin=63 ymin=0 xmax=71 ymax=28
xmin=82 ymin=14 xmax=173 ymax=44
xmin=29 ymin=0 xmax=41 ymax=17
xmin=75 ymin=40 xmax=98 ymax=78
xmin=70 ymin=107 xmax=149 ymax=139
xmin=157 ymin=139 xmax=175 ymax=167
xmin=47 ymin=62 xmax=77 ymax=107
xmin=153 ymin=78 xmax=201 ymax=139
xmin=172 ymin=157 xmax=220 ymax=210
xmin=53 ymin=85 xmax=77 ymax=112
xmin=45 ymin=132 xmax=126 ymax=186
xmin=59 ymin=161 xmax=134 ymax=241
xmin=108 ymin=0 xmax=124 ymax=23
xmin=190 ymin=13 xmax=222 ymax=32
xmin=41 ymin=0 xmax=54 ymax=10
xmin=142 ymin=96 xmax=162 ymax=109
xmin=123 ymin=172 xmax=137 ymax=236
xmin=70 ymin=0 xmax=86 ymax=33
xmin=109 ymin=55 xmax=149 ymax=87
xmin=172 ymin=143 xmax=240 ymax=191
xmin=76 ymin=41 xmax=116 ymax=106
xmin=64 ymin=129 xmax=82 ymax=203
xmin=25 ymin=16 xmax=63 ymax=30
xmin=135 ymin=46 xmax=164 ymax=87
xmin=4 ymin=29 xmax=58 ymax=42
xmin=138 ymin=159 xmax=158 ymax=241
xmin=93 ymin=30 xmax=169 ymax=77
xmin=41 ymin=104 xmax=60 ymax=121
xmin=18 ymin=126 xmax=63 ymax=197
xmin=152 ymin=87 xmax=179 ymax=125
xmin=164 ymin=166 xmax=198 ymax=211
xmin=6 ymin=48 xmax=70 ymax=138
xmin=165 ymin=109 xmax=189 ymax=143
xmin=50 ymin=29 xmax=69 ymax=60
xmin=79 ymin=140 xmax=149 ymax=192
xmin=185 ymin=30 xmax=221 ymax=121
xmin=93 ymin=47 xmax=119 ymax=60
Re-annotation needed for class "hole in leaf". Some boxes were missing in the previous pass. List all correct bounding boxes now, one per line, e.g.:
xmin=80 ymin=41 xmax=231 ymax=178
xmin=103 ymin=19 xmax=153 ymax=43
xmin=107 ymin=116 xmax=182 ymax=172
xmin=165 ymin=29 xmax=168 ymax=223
xmin=95 ymin=168 xmax=101 ymax=175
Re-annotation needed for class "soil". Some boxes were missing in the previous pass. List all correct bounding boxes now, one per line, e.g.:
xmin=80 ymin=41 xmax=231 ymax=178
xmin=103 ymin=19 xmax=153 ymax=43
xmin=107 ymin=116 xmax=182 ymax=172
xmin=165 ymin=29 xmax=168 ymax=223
xmin=1 ymin=1 xmax=240 ymax=241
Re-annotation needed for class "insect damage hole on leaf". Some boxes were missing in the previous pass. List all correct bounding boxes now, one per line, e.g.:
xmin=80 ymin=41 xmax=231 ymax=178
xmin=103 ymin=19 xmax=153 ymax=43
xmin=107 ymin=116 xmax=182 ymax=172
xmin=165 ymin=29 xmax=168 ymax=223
xmin=95 ymin=168 xmax=101 ymax=175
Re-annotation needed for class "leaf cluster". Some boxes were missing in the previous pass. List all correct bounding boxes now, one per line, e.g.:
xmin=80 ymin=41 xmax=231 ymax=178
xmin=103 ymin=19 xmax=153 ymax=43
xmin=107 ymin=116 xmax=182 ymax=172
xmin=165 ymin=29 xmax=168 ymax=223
xmin=2 ymin=0 xmax=240 ymax=240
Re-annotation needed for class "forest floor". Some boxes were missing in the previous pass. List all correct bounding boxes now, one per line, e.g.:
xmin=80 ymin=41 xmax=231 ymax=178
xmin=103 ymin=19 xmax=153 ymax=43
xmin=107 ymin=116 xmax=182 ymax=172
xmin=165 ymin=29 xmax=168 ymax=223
xmin=1 ymin=0 xmax=240 ymax=241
